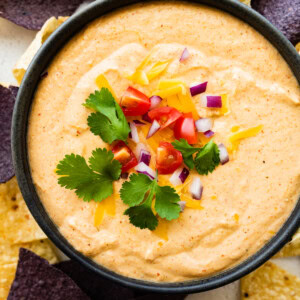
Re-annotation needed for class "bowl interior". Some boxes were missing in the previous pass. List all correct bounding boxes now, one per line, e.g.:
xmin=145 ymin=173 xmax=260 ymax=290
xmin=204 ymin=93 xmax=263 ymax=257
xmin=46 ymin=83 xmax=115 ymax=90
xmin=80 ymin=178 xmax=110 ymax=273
xmin=12 ymin=0 xmax=300 ymax=294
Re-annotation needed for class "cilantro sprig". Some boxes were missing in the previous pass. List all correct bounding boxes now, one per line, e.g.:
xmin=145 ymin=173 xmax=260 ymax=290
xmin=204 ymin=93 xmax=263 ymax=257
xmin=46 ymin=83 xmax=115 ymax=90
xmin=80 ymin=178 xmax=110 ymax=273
xmin=172 ymin=139 xmax=200 ymax=169
xmin=56 ymin=148 xmax=121 ymax=202
xmin=172 ymin=139 xmax=220 ymax=174
xmin=83 ymin=88 xmax=130 ymax=143
xmin=120 ymin=173 xmax=181 ymax=230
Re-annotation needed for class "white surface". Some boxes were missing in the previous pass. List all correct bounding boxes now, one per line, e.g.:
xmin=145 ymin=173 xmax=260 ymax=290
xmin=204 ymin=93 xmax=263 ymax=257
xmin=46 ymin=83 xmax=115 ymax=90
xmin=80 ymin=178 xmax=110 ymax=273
xmin=0 ymin=14 xmax=298 ymax=300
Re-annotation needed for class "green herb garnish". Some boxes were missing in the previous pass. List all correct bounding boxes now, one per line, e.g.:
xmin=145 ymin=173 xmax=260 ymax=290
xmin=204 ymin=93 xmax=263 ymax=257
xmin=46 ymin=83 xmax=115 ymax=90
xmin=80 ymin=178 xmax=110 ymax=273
xmin=120 ymin=173 xmax=180 ymax=230
xmin=172 ymin=139 xmax=220 ymax=174
xmin=194 ymin=140 xmax=220 ymax=175
xmin=172 ymin=138 xmax=200 ymax=169
xmin=56 ymin=148 xmax=121 ymax=202
xmin=83 ymin=88 xmax=130 ymax=143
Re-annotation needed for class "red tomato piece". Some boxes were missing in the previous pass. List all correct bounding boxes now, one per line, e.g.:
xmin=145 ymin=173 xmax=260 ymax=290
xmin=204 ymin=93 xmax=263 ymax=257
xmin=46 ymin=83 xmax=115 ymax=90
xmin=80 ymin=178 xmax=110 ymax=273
xmin=148 ymin=107 xmax=182 ymax=130
xmin=120 ymin=86 xmax=151 ymax=116
xmin=156 ymin=142 xmax=183 ymax=174
xmin=174 ymin=112 xmax=198 ymax=144
xmin=111 ymin=141 xmax=138 ymax=173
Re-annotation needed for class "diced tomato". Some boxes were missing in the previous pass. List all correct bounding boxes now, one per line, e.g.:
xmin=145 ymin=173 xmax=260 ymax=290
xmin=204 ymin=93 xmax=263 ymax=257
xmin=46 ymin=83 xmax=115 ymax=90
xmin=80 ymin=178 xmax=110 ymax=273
xmin=174 ymin=112 xmax=198 ymax=144
xmin=120 ymin=86 xmax=151 ymax=116
xmin=111 ymin=141 xmax=138 ymax=173
xmin=148 ymin=107 xmax=182 ymax=130
xmin=156 ymin=142 xmax=183 ymax=174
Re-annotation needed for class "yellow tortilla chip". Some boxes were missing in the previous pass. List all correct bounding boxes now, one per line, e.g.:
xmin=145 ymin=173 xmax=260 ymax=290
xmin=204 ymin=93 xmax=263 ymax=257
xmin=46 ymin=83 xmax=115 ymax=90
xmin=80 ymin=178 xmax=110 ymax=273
xmin=296 ymin=43 xmax=300 ymax=53
xmin=239 ymin=0 xmax=251 ymax=5
xmin=13 ymin=16 xmax=67 ymax=84
xmin=275 ymin=229 xmax=300 ymax=258
xmin=0 ymin=177 xmax=46 ymax=244
xmin=241 ymin=261 xmax=300 ymax=299
xmin=0 ymin=239 xmax=58 ymax=299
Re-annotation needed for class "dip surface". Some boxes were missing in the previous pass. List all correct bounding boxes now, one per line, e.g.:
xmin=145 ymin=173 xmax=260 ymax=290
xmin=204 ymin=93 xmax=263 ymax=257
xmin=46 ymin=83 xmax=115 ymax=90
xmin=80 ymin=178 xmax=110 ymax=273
xmin=28 ymin=2 xmax=300 ymax=282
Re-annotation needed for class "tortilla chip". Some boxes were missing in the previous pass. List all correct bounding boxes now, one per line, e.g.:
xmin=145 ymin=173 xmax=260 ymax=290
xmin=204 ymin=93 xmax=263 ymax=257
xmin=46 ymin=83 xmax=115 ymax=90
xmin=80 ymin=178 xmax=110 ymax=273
xmin=296 ymin=42 xmax=300 ymax=53
xmin=241 ymin=261 xmax=300 ymax=299
xmin=0 ymin=241 xmax=58 ymax=300
xmin=8 ymin=248 xmax=88 ymax=300
xmin=251 ymin=0 xmax=300 ymax=45
xmin=275 ymin=229 xmax=300 ymax=258
xmin=0 ymin=177 xmax=46 ymax=244
xmin=0 ymin=85 xmax=18 ymax=183
xmin=54 ymin=260 xmax=135 ymax=300
xmin=12 ymin=16 xmax=67 ymax=84
xmin=0 ymin=1 xmax=90 ymax=30
xmin=240 ymin=0 xmax=251 ymax=6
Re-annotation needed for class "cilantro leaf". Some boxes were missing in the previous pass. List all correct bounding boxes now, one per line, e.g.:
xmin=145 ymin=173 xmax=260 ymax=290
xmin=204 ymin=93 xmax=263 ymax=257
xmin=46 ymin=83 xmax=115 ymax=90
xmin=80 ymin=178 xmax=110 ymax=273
xmin=84 ymin=88 xmax=130 ymax=143
xmin=120 ymin=173 xmax=180 ymax=230
xmin=194 ymin=140 xmax=220 ymax=175
xmin=155 ymin=185 xmax=180 ymax=221
xmin=56 ymin=148 xmax=121 ymax=202
xmin=172 ymin=139 xmax=200 ymax=169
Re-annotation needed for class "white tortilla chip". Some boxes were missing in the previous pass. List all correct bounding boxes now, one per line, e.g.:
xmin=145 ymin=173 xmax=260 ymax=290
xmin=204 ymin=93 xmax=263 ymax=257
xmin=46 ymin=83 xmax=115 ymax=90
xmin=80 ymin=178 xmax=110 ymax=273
xmin=12 ymin=16 xmax=67 ymax=84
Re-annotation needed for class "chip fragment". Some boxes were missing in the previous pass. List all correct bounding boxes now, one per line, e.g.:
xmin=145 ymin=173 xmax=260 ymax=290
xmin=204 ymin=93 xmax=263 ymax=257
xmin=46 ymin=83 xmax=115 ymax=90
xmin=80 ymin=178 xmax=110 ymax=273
xmin=241 ymin=261 xmax=300 ymax=299
xmin=8 ymin=248 xmax=88 ymax=300
xmin=0 ymin=240 xmax=58 ymax=300
xmin=0 ymin=0 xmax=91 ymax=30
xmin=13 ymin=16 xmax=67 ymax=84
xmin=0 ymin=85 xmax=18 ymax=183
xmin=275 ymin=229 xmax=300 ymax=258
xmin=251 ymin=0 xmax=300 ymax=45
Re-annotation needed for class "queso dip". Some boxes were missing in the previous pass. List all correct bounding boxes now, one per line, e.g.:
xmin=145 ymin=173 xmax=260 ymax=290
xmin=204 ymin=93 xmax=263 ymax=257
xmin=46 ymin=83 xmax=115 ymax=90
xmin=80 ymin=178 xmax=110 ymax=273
xmin=28 ymin=2 xmax=300 ymax=282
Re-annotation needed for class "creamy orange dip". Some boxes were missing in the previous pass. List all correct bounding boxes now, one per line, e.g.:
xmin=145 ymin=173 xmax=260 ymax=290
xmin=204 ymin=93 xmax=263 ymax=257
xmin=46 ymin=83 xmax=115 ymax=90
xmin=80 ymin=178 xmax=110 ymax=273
xmin=28 ymin=2 xmax=300 ymax=282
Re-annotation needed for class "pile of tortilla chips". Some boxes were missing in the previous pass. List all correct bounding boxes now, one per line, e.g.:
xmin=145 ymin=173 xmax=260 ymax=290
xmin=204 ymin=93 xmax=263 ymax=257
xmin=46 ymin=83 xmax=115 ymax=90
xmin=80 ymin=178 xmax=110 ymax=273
xmin=0 ymin=178 xmax=58 ymax=299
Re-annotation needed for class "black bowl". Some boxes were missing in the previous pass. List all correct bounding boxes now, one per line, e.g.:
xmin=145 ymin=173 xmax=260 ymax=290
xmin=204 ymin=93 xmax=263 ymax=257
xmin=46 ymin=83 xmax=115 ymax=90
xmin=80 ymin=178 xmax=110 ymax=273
xmin=12 ymin=0 xmax=300 ymax=294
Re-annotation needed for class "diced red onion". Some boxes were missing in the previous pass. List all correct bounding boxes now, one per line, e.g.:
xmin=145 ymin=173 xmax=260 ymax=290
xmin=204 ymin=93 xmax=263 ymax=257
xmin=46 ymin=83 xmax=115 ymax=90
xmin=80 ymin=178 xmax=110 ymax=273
xmin=189 ymin=177 xmax=203 ymax=200
xmin=218 ymin=143 xmax=229 ymax=165
xmin=195 ymin=118 xmax=212 ymax=132
xmin=149 ymin=95 xmax=162 ymax=110
xmin=200 ymin=95 xmax=222 ymax=108
xmin=169 ymin=167 xmax=189 ymax=186
xmin=180 ymin=48 xmax=189 ymax=62
xmin=204 ymin=130 xmax=214 ymax=138
xmin=139 ymin=149 xmax=151 ymax=166
xmin=133 ymin=120 xmax=146 ymax=126
xmin=190 ymin=81 xmax=207 ymax=96
xmin=179 ymin=167 xmax=189 ymax=183
xmin=169 ymin=168 xmax=183 ymax=186
xmin=142 ymin=113 xmax=152 ymax=123
xmin=129 ymin=122 xmax=139 ymax=143
xmin=135 ymin=162 xmax=156 ymax=180
xmin=178 ymin=201 xmax=186 ymax=212
xmin=147 ymin=120 xmax=160 ymax=138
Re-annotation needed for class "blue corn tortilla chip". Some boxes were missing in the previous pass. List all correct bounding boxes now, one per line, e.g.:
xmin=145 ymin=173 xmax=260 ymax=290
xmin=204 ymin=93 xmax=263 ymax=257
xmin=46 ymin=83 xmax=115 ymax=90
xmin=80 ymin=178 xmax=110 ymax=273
xmin=251 ymin=0 xmax=300 ymax=45
xmin=8 ymin=248 xmax=90 ymax=300
xmin=0 ymin=85 xmax=18 ymax=183
xmin=55 ymin=260 xmax=186 ymax=300
xmin=0 ymin=0 xmax=92 ymax=30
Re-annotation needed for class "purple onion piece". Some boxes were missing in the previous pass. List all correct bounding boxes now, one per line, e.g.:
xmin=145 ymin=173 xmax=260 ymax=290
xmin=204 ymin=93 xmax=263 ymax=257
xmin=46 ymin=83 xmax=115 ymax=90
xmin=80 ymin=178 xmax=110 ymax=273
xmin=204 ymin=130 xmax=214 ymax=138
xmin=180 ymin=48 xmax=189 ymax=62
xmin=190 ymin=81 xmax=207 ymax=97
xmin=135 ymin=162 xmax=156 ymax=180
xmin=149 ymin=95 xmax=162 ymax=110
xmin=129 ymin=122 xmax=139 ymax=143
xmin=195 ymin=118 xmax=212 ymax=133
xmin=189 ymin=177 xmax=203 ymax=200
xmin=179 ymin=167 xmax=189 ymax=183
xmin=142 ymin=113 xmax=152 ymax=123
xmin=218 ymin=143 xmax=229 ymax=165
xmin=178 ymin=201 xmax=186 ymax=212
xmin=133 ymin=120 xmax=146 ymax=126
xmin=139 ymin=149 xmax=151 ymax=166
xmin=147 ymin=119 xmax=160 ymax=139
xmin=201 ymin=95 xmax=222 ymax=108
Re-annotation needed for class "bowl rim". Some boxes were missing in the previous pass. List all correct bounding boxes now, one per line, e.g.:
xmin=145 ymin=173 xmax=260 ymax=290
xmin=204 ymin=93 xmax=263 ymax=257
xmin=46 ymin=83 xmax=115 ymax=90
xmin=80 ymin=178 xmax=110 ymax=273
xmin=12 ymin=0 xmax=300 ymax=294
